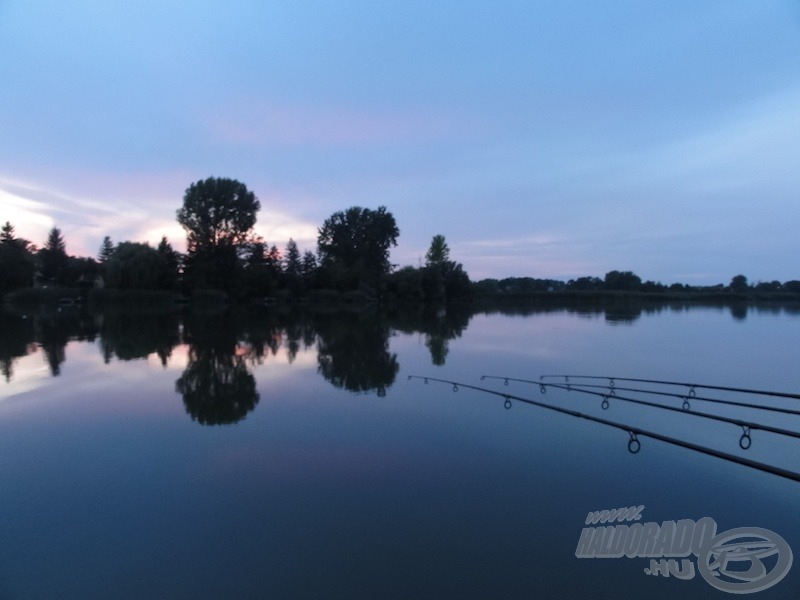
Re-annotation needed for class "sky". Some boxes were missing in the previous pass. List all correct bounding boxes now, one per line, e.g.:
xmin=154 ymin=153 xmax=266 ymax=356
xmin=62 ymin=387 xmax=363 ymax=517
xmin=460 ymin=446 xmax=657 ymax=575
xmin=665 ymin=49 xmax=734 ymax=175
xmin=1 ymin=1 xmax=799 ymax=285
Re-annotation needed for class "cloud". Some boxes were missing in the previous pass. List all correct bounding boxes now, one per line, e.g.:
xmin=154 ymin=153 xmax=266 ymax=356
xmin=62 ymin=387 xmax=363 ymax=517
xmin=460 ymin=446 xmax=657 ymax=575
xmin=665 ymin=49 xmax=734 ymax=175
xmin=254 ymin=211 xmax=319 ymax=250
xmin=0 ymin=173 xmax=173 ymax=256
xmin=605 ymin=86 xmax=800 ymax=201
xmin=0 ymin=171 xmax=324 ymax=257
xmin=0 ymin=186 xmax=55 ymax=244
xmin=463 ymin=234 xmax=565 ymax=250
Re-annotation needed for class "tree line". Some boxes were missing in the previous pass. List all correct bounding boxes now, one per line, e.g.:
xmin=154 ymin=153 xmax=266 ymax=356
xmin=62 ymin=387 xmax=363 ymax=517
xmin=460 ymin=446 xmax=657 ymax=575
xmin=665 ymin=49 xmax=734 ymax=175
xmin=473 ymin=271 xmax=800 ymax=297
xmin=0 ymin=176 xmax=471 ymax=303
xmin=4 ymin=176 xmax=796 ymax=304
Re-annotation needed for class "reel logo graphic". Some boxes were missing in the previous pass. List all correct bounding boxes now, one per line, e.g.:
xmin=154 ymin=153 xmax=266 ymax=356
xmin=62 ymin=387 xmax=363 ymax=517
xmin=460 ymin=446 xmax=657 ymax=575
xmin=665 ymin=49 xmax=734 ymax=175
xmin=698 ymin=527 xmax=793 ymax=594
xmin=575 ymin=506 xmax=793 ymax=594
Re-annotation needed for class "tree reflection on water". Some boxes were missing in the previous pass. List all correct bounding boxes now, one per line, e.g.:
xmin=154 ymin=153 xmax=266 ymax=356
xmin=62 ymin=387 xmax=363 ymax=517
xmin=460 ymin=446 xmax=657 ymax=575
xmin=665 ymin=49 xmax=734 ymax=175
xmin=176 ymin=313 xmax=260 ymax=426
xmin=0 ymin=311 xmax=36 ymax=382
xmin=315 ymin=311 xmax=399 ymax=397
xmin=99 ymin=311 xmax=180 ymax=365
xmin=390 ymin=303 xmax=471 ymax=366
xmin=2 ymin=298 xmax=777 ymax=427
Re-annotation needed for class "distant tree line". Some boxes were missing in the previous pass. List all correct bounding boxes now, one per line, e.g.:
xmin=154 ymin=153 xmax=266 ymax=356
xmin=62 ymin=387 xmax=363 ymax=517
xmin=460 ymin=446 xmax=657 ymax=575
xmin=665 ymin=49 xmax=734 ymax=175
xmin=472 ymin=271 xmax=800 ymax=297
xmin=0 ymin=176 xmax=472 ymax=304
xmin=4 ymin=177 xmax=798 ymax=304
xmin=0 ymin=222 xmax=99 ymax=294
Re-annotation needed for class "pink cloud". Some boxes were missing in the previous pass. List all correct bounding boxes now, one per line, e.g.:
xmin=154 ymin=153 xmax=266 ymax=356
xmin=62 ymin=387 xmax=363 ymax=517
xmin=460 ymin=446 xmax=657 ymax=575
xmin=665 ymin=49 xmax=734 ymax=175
xmin=0 ymin=169 xmax=324 ymax=257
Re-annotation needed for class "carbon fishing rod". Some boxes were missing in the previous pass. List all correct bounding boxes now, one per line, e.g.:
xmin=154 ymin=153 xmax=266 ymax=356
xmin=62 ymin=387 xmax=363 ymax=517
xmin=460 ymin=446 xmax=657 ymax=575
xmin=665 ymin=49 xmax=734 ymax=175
xmin=407 ymin=375 xmax=800 ymax=484
xmin=484 ymin=376 xmax=800 ymax=418
xmin=480 ymin=376 xmax=800 ymax=449
xmin=539 ymin=374 xmax=800 ymax=401
xmin=481 ymin=376 xmax=800 ymax=448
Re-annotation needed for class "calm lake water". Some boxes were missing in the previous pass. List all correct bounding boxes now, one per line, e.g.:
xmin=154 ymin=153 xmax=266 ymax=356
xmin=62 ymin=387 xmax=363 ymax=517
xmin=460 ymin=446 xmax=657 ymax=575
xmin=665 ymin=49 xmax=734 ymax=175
xmin=1 ymin=301 xmax=798 ymax=599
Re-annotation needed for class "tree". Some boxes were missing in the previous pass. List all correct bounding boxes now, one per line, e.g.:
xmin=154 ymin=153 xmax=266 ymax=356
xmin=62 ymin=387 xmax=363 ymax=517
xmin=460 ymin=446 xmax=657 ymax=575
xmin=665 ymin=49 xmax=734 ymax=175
xmin=730 ymin=274 xmax=749 ymax=292
xmin=604 ymin=270 xmax=642 ymax=291
xmin=0 ymin=222 xmax=15 ymax=245
xmin=265 ymin=245 xmax=281 ymax=271
xmin=317 ymin=206 xmax=399 ymax=289
xmin=442 ymin=262 xmax=471 ymax=298
xmin=754 ymin=280 xmax=781 ymax=292
xmin=156 ymin=237 xmax=179 ymax=289
xmin=0 ymin=241 xmax=35 ymax=293
xmin=241 ymin=240 xmax=281 ymax=297
xmin=284 ymin=239 xmax=301 ymax=278
xmin=425 ymin=234 xmax=450 ymax=268
xmin=784 ymin=280 xmax=800 ymax=293
xmin=0 ymin=221 xmax=35 ymax=294
xmin=67 ymin=256 xmax=99 ymax=289
xmin=45 ymin=227 xmax=66 ymax=253
xmin=388 ymin=266 xmax=426 ymax=301
xmin=301 ymin=251 xmax=317 ymax=279
xmin=0 ymin=221 xmax=35 ymax=293
xmin=98 ymin=236 xmax=115 ymax=262
xmin=177 ymin=177 xmax=260 ymax=252
xmin=0 ymin=222 xmax=35 ymax=253
xmin=103 ymin=242 xmax=166 ymax=289
xmin=39 ymin=227 xmax=69 ymax=285
xmin=419 ymin=234 xmax=470 ymax=301
xmin=567 ymin=277 xmax=603 ymax=291
xmin=176 ymin=177 xmax=260 ymax=291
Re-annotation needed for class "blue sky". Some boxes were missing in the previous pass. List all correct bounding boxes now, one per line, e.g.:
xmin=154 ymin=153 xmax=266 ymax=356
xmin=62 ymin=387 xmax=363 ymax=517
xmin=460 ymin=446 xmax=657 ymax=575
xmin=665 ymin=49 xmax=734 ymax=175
xmin=2 ymin=1 xmax=799 ymax=284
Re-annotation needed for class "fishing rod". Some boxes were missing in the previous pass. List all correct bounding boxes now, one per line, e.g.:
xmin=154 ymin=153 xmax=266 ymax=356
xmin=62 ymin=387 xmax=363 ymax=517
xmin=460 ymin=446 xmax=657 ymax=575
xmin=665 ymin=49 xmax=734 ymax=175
xmin=539 ymin=375 xmax=800 ymax=401
xmin=555 ymin=383 xmax=800 ymax=417
xmin=407 ymin=375 xmax=800 ymax=484
xmin=480 ymin=375 xmax=800 ymax=449
xmin=484 ymin=376 xmax=800 ymax=418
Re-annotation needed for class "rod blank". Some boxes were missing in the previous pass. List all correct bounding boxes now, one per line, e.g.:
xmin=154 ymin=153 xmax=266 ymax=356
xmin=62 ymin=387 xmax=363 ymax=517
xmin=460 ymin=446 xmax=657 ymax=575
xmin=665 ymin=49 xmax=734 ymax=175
xmin=539 ymin=374 xmax=800 ymax=401
xmin=408 ymin=375 xmax=800 ymax=484
xmin=480 ymin=376 xmax=800 ymax=441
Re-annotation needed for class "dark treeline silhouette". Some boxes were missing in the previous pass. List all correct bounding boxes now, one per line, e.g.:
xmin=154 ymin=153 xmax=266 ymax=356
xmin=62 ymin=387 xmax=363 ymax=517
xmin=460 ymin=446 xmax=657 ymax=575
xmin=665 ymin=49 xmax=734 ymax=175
xmin=0 ymin=222 xmax=99 ymax=296
xmin=3 ymin=178 xmax=799 ymax=306
xmin=473 ymin=270 xmax=800 ymax=299
xmin=387 ymin=234 xmax=471 ymax=304
xmin=0 ymin=177 xmax=471 ymax=305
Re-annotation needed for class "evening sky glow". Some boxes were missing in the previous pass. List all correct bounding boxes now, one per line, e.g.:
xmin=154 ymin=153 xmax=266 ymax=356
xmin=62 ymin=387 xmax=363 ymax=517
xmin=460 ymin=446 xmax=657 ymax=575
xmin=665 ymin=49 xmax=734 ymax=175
xmin=2 ymin=1 xmax=799 ymax=284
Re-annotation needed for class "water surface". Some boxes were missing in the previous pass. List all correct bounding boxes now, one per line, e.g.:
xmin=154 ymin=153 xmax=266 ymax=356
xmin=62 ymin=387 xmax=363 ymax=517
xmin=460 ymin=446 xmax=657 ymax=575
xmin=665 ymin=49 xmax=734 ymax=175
xmin=1 ymin=302 xmax=798 ymax=599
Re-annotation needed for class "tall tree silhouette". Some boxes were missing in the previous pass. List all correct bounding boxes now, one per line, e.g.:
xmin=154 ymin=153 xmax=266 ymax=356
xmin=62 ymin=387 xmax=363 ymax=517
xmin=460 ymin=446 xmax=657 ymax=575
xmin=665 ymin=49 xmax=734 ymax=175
xmin=317 ymin=206 xmax=398 ymax=290
xmin=0 ymin=222 xmax=36 ymax=293
xmin=176 ymin=177 xmax=260 ymax=291
xmin=98 ymin=236 xmax=115 ymax=262
xmin=39 ymin=227 xmax=69 ymax=285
